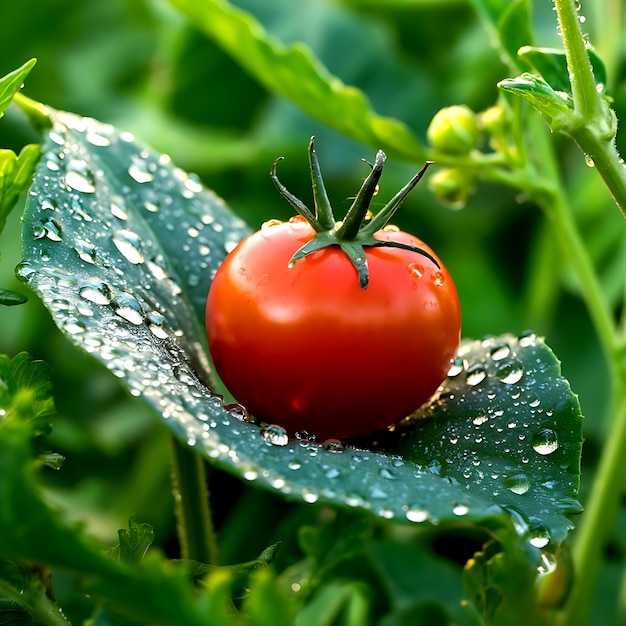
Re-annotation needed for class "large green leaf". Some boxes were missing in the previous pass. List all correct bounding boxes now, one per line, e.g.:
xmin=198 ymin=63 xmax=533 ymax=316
xmin=21 ymin=111 xmax=582 ymax=552
xmin=167 ymin=0 xmax=424 ymax=162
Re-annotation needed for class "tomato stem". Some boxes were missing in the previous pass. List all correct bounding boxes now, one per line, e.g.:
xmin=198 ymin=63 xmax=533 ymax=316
xmin=308 ymin=137 xmax=336 ymax=231
xmin=273 ymin=140 xmax=438 ymax=288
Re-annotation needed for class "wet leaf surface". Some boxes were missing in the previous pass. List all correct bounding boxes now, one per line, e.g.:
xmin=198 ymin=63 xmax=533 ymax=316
xmin=21 ymin=112 xmax=583 ymax=551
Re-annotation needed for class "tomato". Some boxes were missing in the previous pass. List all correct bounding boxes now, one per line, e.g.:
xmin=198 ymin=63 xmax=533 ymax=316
xmin=206 ymin=139 xmax=461 ymax=440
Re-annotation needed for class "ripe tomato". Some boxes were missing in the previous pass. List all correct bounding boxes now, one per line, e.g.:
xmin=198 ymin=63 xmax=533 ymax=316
xmin=206 ymin=139 xmax=461 ymax=440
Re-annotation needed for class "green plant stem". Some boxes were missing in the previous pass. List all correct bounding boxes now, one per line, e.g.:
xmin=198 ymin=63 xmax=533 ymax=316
xmin=557 ymin=394 xmax=626 ymax=626
xmin=553 ymin=0 xmax=626 ymax=218
xmin=169 ymin=435 xmax=218 ymax=565
xmin=0 ymin=577 xmax=71 ymax=626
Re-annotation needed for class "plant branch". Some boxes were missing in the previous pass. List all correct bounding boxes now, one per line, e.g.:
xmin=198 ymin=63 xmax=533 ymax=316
xmin=0 ymin=577 xmax=71 ymax=626
xmin=169 ymin=436 xmax=218 ymax=565
xmin=553 ymin=0 xmax=626 ymax=218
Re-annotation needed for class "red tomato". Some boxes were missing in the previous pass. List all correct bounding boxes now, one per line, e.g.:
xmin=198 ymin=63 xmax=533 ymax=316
xmin=206 ymin=216 xmax=461 ymax=440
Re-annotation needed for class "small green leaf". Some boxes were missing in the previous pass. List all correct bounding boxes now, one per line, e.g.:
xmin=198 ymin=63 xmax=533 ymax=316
xmin=498 ymin=0 xmax=533 ymax=64
xmin=0 ymin=288 xmax=27 ymax=306
xmin=0 ymin=144 xmax=41 ymax=233
xmin=497 ymin=73 xmax=573 ymax=131
xmin=0 ymin=59 xmax=36 ymax=119
xmin=167 ymin=0 xmax=424 ymax=161
xmin=109 ymin=515 xmax=155 ymax=567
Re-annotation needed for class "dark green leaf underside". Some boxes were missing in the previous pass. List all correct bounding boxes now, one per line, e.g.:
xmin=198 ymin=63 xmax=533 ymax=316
xmin=21 ymin=112 xmax=582 ymax=549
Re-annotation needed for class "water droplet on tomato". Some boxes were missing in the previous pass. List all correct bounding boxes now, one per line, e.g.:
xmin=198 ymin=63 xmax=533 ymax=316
xmin=382 ymin=224 xmax=399 ymax=232
xmin=432 ymin=270 xmax=445 ymax=286
xmin=532 ymin=428 xmax=559 ymax=455
xmin=408 ymin=262 xmax=424 ymax=279
xmin=261 ymin=424 xmax=289 ymax=446
xmin=262 ymin=218 xmax=283 ymax=229
xmin=288 ymin=215 xmax=308 ymax=231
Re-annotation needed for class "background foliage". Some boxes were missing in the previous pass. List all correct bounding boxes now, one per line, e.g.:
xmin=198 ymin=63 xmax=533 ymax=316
xmin=0 ymin=0 xmax=623 ymax=624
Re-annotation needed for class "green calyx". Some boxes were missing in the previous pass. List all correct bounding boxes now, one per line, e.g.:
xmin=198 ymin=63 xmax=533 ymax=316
xmin=270 ymin=136 xmax=438 ymax=289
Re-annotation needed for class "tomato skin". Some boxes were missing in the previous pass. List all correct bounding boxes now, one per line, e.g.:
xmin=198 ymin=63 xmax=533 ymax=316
xmin=206 ymin=218 xmax=461 ymax=440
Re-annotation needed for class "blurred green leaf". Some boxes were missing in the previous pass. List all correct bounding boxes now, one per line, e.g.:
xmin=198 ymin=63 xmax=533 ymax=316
xmin=498 ymin=0 xmax=533 ymax=64
xmin=468 ymin=0 xmax=515 ymax=29
xmin=498 ymin=73 xmax=573 ymax=130
xmin=242 ymin=568 xmax=297 ymax=626
xmin=0 ymin=59 xmax=36 ymax=120
xmin=0 ymin=560 xmax=65 ymax=626
xmin=294 ymin=580 xmax=371 ymax=626
xmin=167 ymin=0 xmax=424 ymax=161
xmin=463 ymin=539 xmax=542 ymax=626
xmin=109 ymin=515 xmax=154 ymax=567
xmin=21 ymin=113 xmax=583 ymax=554
xmin=0 ymin=289 xmax=27 ymax=306
xmin=0 ymin=144 xmax=41 ymax=233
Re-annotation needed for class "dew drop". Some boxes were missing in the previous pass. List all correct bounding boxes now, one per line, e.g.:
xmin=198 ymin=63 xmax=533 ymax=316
xmin=408 ymin=263 xmax=424 ymax=279
xmin=432 ymin=270 xmax=445 ymax=286
xmin=518 ymin=330 xmax=537 ymax=347
xmin=74 ymin=238 xmax=97 ymax=264
xmin=496 ymin=359 xmax=524 ymax=385
xmin=537 ymin=551 xmax=557 ymax=575
xmin=532 ymin=428 xmax=558 ymax=455
xmin=128 ymin=154 xmax=155 ymax=183
xmin=34 ymin=218 xmax=63 ymax=242
xmin=584 ymin=154 xmax=595 ymax=168
xmin=261 ymin=424 xmax=289 ymax=446
xmin=225 ymin=403 xmax=250 ymax=422
xmin=262 ymin=218 xmax=283 ymax=230
xmin=452 ymin=502 xmax=470 ymax=516
xmin=86 ymin=130 xmax=111 ymax=147
xmin=472 ymin=415 xmax=489 ymax=426
xmin=15 ymin=262 xmax=35 ymax=283
xmin=113 ymin=229 xmax=144 ymax=264
xmin=503 ymin=472 xmax=530 ymax=495
xmin=383 ymin=224 xmax=399 ymax=232
xmin=79 ymin=278 xmax=113 ymax=305
xmin=288 ymin=215 xmax=308 ymax=231
xmin=322 ymin=438 xmax=346 ymax=452
xmin=405 ymin=505 xmax=429 ymax=523
xmin=65 ymin=159 xmax=96 ymax=193
xmin=490 ymin=343 xmax=511 ymax=361
xmin=111 ymin=292 xmax=145 ymax=325
xmin=147 ymin=311 xmax=168 ymax=338
xmin=529 ymin=525 xmax=551 ymax=549
xmin=447 ymin=357 xmax=466 ymax=377
xmin=465 ymin=364 xmax=487 ymax=386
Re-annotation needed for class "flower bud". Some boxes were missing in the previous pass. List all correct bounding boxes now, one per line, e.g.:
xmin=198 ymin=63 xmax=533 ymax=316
xmin=428 ymin=167 xmax=474 ymax=209
xmin=427 ymin=105 xmax=480 ymax=154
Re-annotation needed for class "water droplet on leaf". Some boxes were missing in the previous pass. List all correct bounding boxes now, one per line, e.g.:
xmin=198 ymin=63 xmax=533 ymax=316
xmin=532 ymin=428 xmax=559 ymax=455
